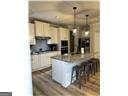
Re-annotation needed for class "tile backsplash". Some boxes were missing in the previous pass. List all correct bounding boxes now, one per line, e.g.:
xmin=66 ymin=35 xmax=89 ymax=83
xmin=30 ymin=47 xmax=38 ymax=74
xmin=30 ymin=39 xmax=49 ymax=53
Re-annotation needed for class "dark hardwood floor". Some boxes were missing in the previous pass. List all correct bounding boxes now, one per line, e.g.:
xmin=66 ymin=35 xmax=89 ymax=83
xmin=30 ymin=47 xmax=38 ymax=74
xmin=32 ymin=67 xmax=100 ymax=96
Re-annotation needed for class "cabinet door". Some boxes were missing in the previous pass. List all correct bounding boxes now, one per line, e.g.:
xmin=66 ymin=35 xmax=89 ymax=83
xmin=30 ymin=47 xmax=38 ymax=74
xmin=50 ymin=26 xmax=58 ymax=43
xmin=60 ymin=27 xmax=64 ymax=40
xmin=57 ymin=51 xmax=61 ymax=55
xmin=31 ymin=55 xmax=36 ymax=70
xmin=46 ymin=53 xmax=51 ymax=67
xmin=29 ymin=23 xmax=36 ymax=44
xmin=64 ymin=28 xmax=69 ymax=40
xmin=40 ymin=54 xmax=48 ymax=68
xmin=53 ymin=27 xmax=58 ymax=43
xmin=50 ymin=52 xmax=56 ymax=65
xmin=60 ymin=27 xmax=69 ymax=40
xmin=29 ymin=23 xmax=34 ymax=38
xmin=31 ymin=55 xmax=34 ymax=70
xmin=31 ymin=55 xmax=41 ymax=70
xmin=43 ymin=22 xmax=50 ymax=37
xmin=40 ymin=54 xmax=44 ymax=68
xmin=35 ymin=21 xmax=46 ymax=37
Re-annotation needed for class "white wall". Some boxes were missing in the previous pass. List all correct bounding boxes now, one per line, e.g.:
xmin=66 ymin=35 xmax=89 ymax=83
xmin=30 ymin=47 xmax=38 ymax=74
xmin=89 ymin=18 xmax=100 ymax=58
xmin=0 ymin=0 xmax=33 ymax=96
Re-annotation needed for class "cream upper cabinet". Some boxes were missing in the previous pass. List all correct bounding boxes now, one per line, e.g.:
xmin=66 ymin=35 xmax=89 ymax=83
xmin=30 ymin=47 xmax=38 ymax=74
xmin=34 ymin=20 xmax=44 ymax=36
xmin=49 ymin=26 xmax=59 ymax=43
xmin=43 ymin=22 xmax=50 ymax=37
xmin=29 ymin=23 xmax=36 ymax=45
xmin=64 ymin=28 xmax=69 ymax=40
xmin=35 ymin=21 xmax=50 ymax=37
xmin=59 ymin=27 xmax=69 ymax=40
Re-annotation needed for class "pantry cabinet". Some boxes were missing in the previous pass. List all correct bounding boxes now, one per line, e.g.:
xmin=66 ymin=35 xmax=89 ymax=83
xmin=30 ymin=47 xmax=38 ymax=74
xmin=29 ymin=23 xmax=36 ymax=45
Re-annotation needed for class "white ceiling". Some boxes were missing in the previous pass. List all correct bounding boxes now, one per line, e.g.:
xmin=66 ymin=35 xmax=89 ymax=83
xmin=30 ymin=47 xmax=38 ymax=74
xmin=29 ymin=1 xmax=99 ymax=27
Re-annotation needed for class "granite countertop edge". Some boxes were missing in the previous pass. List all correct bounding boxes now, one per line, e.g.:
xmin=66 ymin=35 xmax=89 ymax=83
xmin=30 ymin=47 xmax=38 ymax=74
xmin=31 ymin=51 xmax=60 ymax=55
xmin=51 ymin=56 xmax=73 ymax=63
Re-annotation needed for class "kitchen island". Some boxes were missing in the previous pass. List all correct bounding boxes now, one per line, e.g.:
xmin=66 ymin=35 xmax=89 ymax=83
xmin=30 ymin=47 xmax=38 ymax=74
xmin=51 ymin=53 xmax=92 ymax=87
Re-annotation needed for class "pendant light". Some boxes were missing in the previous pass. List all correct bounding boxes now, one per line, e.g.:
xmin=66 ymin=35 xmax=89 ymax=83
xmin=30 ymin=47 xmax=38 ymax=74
xmin=72 ymin=7 xmax=77 ymax=34
xmin=84 ymin=15 xmax=90 ymax=37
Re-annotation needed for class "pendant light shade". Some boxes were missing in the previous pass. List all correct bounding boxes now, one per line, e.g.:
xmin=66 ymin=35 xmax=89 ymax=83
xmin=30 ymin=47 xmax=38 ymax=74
xmin=73 ymin=28 xmax=77 ymax=34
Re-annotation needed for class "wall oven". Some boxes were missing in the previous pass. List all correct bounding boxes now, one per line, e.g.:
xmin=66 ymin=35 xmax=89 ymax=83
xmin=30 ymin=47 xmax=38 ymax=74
xmin=61 ymin=40 xmax=68 ymax=54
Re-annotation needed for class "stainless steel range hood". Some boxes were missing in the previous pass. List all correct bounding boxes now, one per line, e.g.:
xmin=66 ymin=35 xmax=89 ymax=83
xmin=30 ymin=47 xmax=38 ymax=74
xmin=35 ymin=36 xmax=51 ymax=40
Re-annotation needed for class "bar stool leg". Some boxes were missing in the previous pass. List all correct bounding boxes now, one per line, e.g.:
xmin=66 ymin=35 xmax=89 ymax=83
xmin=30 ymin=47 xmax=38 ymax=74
xmin=93 ymin=63 xmax=96 ymax=75
xmin=90 ymin=63 xmax=93 ymax=76
xmin=96 ymin=61 xmax=98 ymax=72
xmin=98 ymin=60 xmax=100 ymax=72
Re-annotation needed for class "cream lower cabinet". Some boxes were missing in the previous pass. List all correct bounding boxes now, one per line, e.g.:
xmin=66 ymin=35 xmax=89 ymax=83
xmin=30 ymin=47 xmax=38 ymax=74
xmin=45 ymin=52 xmax=51 ymax=67
xmin=57 ymin=51 xmax=61 ymax=55
xmin=31 ymin=55 xmax=41 ymax=71
xmin=40 ymin=54 xmax=46 ymax=68
xmin=31 ymin=54 xmax=45 ymax=71
xmin=31 ymin=51 xmax=61 ymax=71
xmin=46 ymin=51 xmax=61 ymax=66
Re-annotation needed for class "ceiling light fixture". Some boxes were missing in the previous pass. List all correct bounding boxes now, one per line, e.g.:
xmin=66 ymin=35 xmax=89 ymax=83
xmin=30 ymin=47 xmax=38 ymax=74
xmin=84 ymin=15 xmax=90 ymax=37
xmin=72 ymin=7 xmax=77 ymax=35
